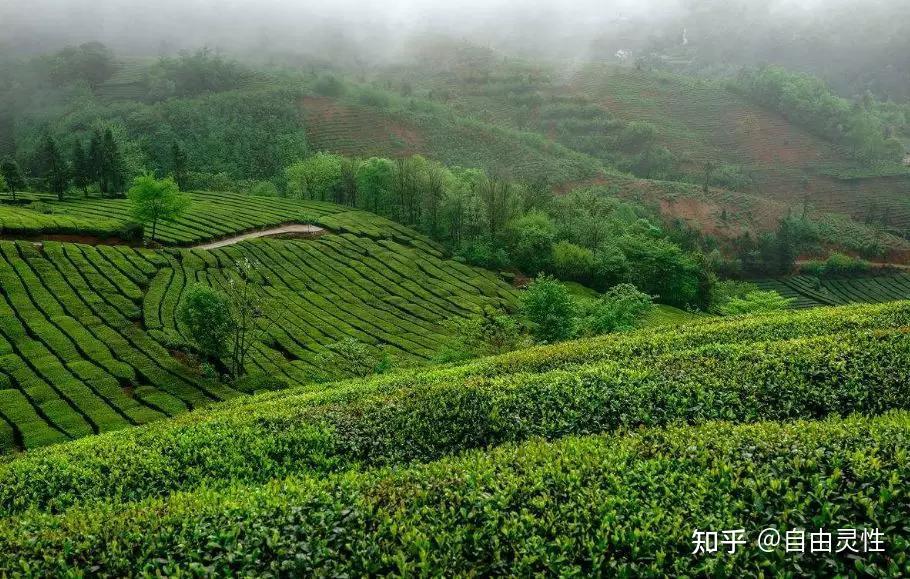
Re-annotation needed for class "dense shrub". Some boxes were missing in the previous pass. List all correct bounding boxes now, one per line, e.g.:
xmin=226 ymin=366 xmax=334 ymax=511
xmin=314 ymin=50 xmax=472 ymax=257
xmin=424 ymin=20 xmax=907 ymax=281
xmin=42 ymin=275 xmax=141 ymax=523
xmin=1 ymin=413 xmax=908 ymax=576
xmin=577 ymin=283 xmax=654 ymax=334
xmin=520 ymin=274 xmax=576 ymax=343
xmin=552 ymin=241 xmax=595 ymax=283
xmin=801 ymin=253 xmax=872 ymax=277
xmin=0 ymin=301 xmax=907 ymax=516
xmin=178 ymin=284 xmax=233 ymax=359
xmin=506 ymin=210 xmax=556 ymax=274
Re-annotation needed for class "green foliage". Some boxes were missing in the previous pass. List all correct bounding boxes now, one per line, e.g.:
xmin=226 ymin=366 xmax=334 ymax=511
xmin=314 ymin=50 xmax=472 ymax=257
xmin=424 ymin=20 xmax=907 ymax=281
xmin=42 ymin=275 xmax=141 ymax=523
xmin=37 ymin=135 xmax=68 ymax=201
xmin=357 ymin=86 xmax=392 ymax=109
xmin=735 ymin=66 xmax=904 ymax=162
xmin=70 ymin=139 xmax=91 ymax=194
xmin=619 ymin=234 xmax=702 ymax=308
xmin=0 ymin=300 xmax=907 ymax=516
xmin=178 ymin=284 xmax=233 ymax=359
xmin=457 ymin=238 xmax=510 ymax=270
xmin=552 ymin=241 xmax=595 ymax=284
xmin=505 ymin=210 xmax=555 ymax=274
xmin=285 ymin=152 xmax=344 ymax=201
xmin=716 ymin=290 xmax=794 ymax=316
xmin=616 ymin=121 xmax=658 ymax=153
xmin=248 ymin=180 xmax=279 ymax=197
xmin=0 ymin=160 xmax=24 ymax=196
xmin=313 ymin=74 xmax=346 ymax=97
xmin=45 ymin=42 xmax=116 ymax=88
xmin=3 ymin=413 xmax=908 ymax=576
xmin=438 ymin=307 xmax=525 ymax=362
xmin=170 ymin=141 xmax=188 ymax=189
xmin=127 ymin=173 xmax=190 ymax=241
xmin=801 ymin=252 xmax=873 ymax=278
xmin=354 ymin=157 xmax=395 ymax=213
xmin=520 ymin=275 xmax=576 ymax=343
xmin=315 ymin=338 xmax=391 ymax=379
xmin=155 ymin=49 xmax=250 ymax=98
xmin=577 ymin=283 xmax=654 ymax=335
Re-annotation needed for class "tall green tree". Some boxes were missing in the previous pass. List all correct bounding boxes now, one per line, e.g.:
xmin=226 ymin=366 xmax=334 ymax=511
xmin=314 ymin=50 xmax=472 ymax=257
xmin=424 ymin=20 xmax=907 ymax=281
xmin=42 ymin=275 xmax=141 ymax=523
xmin=355 ymin=157 xmax=395 ymax=214
xmin=478 ymin=174 xmax=515 ymax=238
xmin=0 ymin=159 xmax=24 ymax=201
xmin=171 ymin=142 xmax=189 ymax=190
xmin=127 ymin=173 xmax=190 ymax=242
xmin=71 ymin=140 xmax=91 ymax=196
xmin=179 ymin=284 xmax=233 ymax=360
xmin=506 ymin=210 xmax=556 ymax=274
xmin=88 ymin=129 xmax=103 ymax=186
xmin=284 ymin=153 xmax=343 ymax=201
xmin=520 ymin=275 xmax=576 ymax=344
xmin=40 ymin=135 xmax=69 ymax=201
xmin=99 ymin=128 xmax=124 ymax=196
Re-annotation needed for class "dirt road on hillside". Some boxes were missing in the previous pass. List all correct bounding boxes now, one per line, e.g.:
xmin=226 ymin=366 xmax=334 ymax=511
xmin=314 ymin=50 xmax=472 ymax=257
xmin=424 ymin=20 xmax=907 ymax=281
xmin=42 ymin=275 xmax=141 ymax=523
xmin=193 ymin=224 xmax=325 ymax=250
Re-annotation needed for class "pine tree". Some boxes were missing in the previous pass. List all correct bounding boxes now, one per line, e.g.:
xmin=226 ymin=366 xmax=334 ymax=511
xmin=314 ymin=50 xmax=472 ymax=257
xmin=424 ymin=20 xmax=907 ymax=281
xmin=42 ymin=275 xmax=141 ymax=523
xmin=171 ymin=141 xmax=188 ymax=190
xmin=40 ymin=135 xmax=69 ymax=201
xmin=89 ymin=129 xmax=103 ymax=188
xmin=99 ymin=128 xmax=124 ymax=196
xmin=71 ymin=140 xmax=91 ymax=196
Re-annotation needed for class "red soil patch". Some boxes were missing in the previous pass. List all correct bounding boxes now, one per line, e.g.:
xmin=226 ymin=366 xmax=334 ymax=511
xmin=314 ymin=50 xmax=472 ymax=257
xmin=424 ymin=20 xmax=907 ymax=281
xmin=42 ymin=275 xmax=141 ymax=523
xmin=657 ymin=196 xmax=757 ymax=240
xmin=725 ymin=107 xmax=830 ymax=168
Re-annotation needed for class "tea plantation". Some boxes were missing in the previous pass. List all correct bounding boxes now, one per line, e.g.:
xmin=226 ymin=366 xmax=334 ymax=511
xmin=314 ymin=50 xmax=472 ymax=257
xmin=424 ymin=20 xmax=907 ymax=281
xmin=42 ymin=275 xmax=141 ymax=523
xmin=0 ymin=300 xmax=908 ymax=575
xmin=757 ymin=273 xmax=910 ymax=308
xmin=0 ymin=209 xmax=517 ymax=453
xmin=0 ymin=191 xmax=354 ymax=244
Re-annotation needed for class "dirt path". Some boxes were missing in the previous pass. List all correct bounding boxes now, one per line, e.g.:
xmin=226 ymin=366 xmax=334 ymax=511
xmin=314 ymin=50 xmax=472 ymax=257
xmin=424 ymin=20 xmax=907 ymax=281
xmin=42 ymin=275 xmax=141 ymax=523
xmin=193 ymin=224 xmax=326 ymax=250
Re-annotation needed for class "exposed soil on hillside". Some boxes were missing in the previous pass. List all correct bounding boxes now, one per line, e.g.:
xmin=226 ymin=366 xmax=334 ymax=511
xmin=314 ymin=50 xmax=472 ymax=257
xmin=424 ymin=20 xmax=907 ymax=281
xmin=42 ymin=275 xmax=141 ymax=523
xmin=300 ymin=96 xmax=425 ymax=157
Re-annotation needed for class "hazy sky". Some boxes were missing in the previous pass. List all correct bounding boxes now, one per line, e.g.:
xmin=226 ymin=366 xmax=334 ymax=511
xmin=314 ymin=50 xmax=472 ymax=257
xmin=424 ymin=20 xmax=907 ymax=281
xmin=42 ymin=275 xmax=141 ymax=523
xmin=0 ymin=0 xmax=902 ymax=63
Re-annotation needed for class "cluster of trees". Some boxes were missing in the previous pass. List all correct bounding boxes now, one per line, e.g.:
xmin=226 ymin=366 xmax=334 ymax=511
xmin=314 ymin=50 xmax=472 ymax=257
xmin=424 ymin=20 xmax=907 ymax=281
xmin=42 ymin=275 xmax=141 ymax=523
xmin=438 ymin=276 xmax=656 ymax=362
xmin=1 ymin=45 xmax=307 ymax=192
xmin=730 ymin=218 xmax=800 ymax=277
xmin=43 ymin=42 xmax=117 ymax=89
xmin=281 ymin=153 xmax=714 ymax=309
xmin=734 ymin=67 xmax=907 ymax=162
xmin=24 ymin=129 xmax=126 ymax=200
xmin=1 ymin=159 xmax=25 ymax=201
xmin=148 ymin=49 xmax=251 ymax=100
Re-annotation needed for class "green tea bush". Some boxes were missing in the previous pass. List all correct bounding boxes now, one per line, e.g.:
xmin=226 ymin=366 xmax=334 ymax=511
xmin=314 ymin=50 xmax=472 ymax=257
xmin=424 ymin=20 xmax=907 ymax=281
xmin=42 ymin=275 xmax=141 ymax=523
xmin=1 ymin=413 xmax=907 ymax=576
xmin=1 ymin=302 xmax=908 ymax=516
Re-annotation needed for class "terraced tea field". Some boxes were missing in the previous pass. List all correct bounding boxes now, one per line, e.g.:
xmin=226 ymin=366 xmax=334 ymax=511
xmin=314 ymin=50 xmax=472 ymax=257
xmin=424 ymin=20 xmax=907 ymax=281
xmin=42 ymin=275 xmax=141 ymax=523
xmin=0 ymin=240 xmax=233 ymax=452
xmin=0 ymin=203 xmax=123 ymax=238
xmin=301 ymin=94 xmax=602 ymax=185
xmin=2 ymin=300 xmax=909 ymax=575
xmin=757 ymin=273 xmax=910 ymax=308
xmin=39 ymin=191 xmax=347 ymax=244
xmin=148 ymin=234 xmax=517 ymax=386
xmin=0 ymin=211 xmax=518 ymax=453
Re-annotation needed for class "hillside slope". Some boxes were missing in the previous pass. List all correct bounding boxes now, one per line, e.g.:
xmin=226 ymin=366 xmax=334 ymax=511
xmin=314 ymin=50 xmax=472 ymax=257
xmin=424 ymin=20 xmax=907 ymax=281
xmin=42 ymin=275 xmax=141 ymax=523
xmin=379 ymin=57 xmax=910 ymax=254
xmin=0 ymin=201 xmax=518 ymax=453
xmin=0 ymin=300 xmax=908 ymax=574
